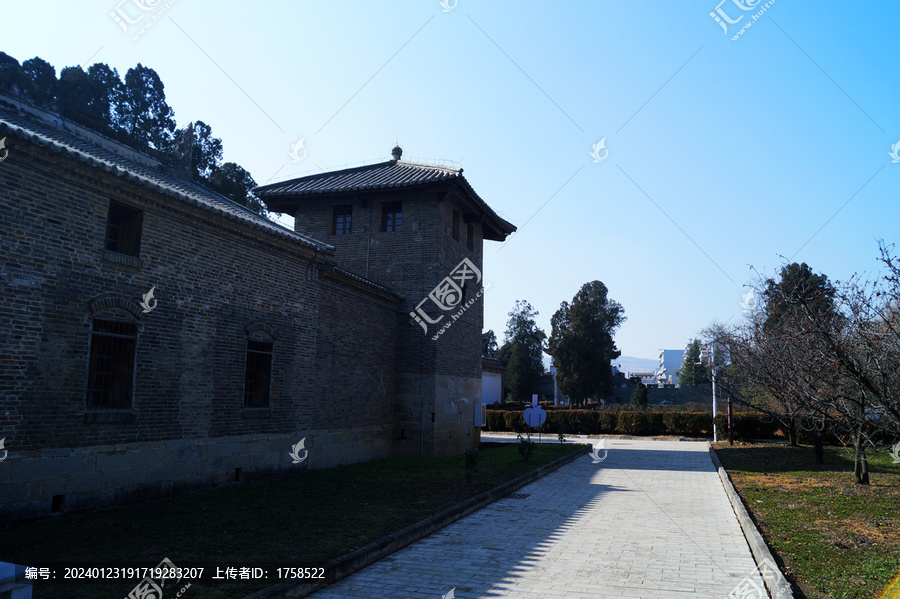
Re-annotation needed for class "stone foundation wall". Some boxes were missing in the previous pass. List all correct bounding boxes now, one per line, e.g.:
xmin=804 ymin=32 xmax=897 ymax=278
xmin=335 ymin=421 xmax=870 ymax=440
xmin=0 ymin=425 xmax=391 ymax=522
xmin=432 ymin=373 xmax=481 ymax=456
xmin=392 ymin=373 xmax=481 ymax=458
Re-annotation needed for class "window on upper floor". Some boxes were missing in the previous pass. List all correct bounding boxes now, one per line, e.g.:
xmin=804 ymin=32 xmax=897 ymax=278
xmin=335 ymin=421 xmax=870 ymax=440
xmin=86 ymin=318 xmax=138 ymax=410
xmin=104 ymin=200 xmax=143 ymax=257
xmin=452 ymin=210 xmax=460 ymax=241
xmin=467 ymin=223 xmax=474 ymax=251
xmin=333 ymin=205 xmax=352 ymax=235
xmin=381 ymin=202 xmax=402 ymax=232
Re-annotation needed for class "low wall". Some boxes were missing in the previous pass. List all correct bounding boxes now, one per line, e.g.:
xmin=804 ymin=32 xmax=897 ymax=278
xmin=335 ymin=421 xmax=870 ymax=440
xmin=0 ymin=425 xmax=392 ymax=523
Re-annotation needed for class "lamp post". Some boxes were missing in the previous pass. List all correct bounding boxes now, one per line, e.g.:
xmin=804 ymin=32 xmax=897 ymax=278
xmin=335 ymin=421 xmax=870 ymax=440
xmin=710 ymin=344 xmax=717 ymax=443
xmin=693 ymin=346 xmax=718 ymax=443
xmin=727 ymin=393 xmax=733 ymax=445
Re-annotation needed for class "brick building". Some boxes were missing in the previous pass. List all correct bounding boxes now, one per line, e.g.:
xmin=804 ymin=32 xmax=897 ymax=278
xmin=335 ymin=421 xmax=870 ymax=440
xmin=0 ymin=93 xmax=514 ymax=523
xmin=256 ymin=147 xmax=515 ymax=457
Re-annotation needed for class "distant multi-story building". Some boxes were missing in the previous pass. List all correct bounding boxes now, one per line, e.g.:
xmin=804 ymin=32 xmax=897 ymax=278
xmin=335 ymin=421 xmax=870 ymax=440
xmin=697 ymin=343 xmax=711 ymax=365
xmin=657 ymin=349 xmax=686 ymax=386
xmin=626 ymin=371 xmax=658 ymax=386
xmin=544 ymin=354 xmax=570 ymax=405
xmin=697 ymin=342 xmax=729 ymax=368
xmin=481 ymin=355 xmax=505 ymax=406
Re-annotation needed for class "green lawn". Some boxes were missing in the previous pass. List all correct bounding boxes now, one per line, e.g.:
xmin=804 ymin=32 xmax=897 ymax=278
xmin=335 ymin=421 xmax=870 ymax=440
xmin=1 ymin=442 xmax=582 ymax=599
xmin=713 ymin=442 xmax=900 ymax=599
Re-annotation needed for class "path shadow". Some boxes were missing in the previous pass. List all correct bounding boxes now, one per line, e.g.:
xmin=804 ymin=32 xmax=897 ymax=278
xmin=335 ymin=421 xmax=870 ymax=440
xmin=309 ymin=444 xmax=739 ymax=599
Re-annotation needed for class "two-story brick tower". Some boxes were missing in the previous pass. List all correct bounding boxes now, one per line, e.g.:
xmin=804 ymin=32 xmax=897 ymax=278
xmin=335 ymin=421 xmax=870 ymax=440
xmin=256 ymin=147 xmax=515 ymax=456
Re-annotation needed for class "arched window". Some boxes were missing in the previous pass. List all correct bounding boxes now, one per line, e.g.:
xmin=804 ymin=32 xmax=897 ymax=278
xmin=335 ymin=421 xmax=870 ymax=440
xmin=243 ymin=323 xmax=277 ymax=409
xmin=85 ymin=297 xmax=143 ymax=410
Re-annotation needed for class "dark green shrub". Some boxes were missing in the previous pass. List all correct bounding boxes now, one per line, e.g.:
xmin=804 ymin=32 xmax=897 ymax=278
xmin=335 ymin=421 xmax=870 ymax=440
xmin=464 ymin=448 xmax=482 ymax=484
xmin=504 ymin=411 xmax=525 ymax=432
xmin=617 ymin=411 xmax=655 ymax=435
xmin=488 ymin=409 xmax=786 ymax=439
xmin=486 ymin=410 xmax=506 ymax=431
xmin=516 ymin=432 xmax=535 ymax=461
xmin=597 ymin=412 xmax=616 ymax=433
xmin=683 ymin=412 xmax=711 ymax=436
xmin=662 ymin=412 xmax=688 ymax=434
xmin=730 ymin=412 xmax=778 ymax=440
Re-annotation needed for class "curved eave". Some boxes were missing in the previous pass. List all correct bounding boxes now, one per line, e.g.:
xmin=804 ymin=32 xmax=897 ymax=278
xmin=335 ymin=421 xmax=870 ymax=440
xmin=257 ymin=168 xmax=516 ymax=242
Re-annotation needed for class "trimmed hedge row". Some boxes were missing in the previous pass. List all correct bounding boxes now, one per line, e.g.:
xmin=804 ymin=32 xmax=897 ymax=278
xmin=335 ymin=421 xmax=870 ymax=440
xmin=485 ymin=410 xmax=785 ymax=439
xmin=487 ymin=402 xmax=714 ymax=413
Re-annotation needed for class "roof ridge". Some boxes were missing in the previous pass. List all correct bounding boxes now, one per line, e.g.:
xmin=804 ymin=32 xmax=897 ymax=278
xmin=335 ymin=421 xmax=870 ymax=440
xmin=255 ymin=159 xmax=396 ymax=191
xmin=396 ymin=159 xmax=462 ymax=175
xmin=0 ymin=107 xmax=334 ymax=255
xmin=0 ymin=92 xmax=166 ymax=170
xmin=254 ymin=157 xmax=462 ymax=193
xmin=324 ymin=264 xmax=405 ymax=299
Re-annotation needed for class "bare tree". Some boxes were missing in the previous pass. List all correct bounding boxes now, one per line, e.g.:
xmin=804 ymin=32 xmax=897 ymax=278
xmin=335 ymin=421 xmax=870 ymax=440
xmin=707 ymin=243 xmax=900 ymax=484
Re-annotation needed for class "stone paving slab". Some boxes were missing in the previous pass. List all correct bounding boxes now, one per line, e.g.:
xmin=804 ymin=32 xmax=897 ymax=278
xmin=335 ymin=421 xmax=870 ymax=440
xmin=307 ymin=439 xmax=765 ymax=599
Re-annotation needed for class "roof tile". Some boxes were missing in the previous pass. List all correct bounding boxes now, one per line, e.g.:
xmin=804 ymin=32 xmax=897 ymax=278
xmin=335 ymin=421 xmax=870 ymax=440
xmin=0 ymin=100 xmax=333 ymax=255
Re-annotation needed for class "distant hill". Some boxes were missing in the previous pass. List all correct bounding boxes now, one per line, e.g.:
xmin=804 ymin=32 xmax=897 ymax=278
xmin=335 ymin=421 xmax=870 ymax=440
xmin=612 ymin=356 xmax=659 ymax=374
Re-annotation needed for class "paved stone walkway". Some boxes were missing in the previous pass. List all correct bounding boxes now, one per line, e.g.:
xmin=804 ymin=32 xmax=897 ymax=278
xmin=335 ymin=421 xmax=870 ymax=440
xmin=307 ymin=439 xmax=763 ymax=598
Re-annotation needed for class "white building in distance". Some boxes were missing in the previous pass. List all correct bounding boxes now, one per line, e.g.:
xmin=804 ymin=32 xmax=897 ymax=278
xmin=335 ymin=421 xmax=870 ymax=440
xmin=657 ymin=349 xmax=686 ymax=386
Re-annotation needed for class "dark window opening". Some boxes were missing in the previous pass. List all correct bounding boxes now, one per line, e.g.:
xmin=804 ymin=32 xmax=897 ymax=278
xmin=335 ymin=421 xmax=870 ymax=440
xmin=466 ymin=224 xmax=474 ymax=251
xmin=333 ymin=205 xmax=352 ymax=235
xmin=104 ymin=201 xmax=143 ymax=257
xmin=87 ymin=319 xmax=137 ymax=410
xmin=452 ymin=210 xmax=460 ymax=240
xmin=244 ymin=339 xmax=273 ymax=408
xmin=381 ymin=202 xmax=402 ymax=232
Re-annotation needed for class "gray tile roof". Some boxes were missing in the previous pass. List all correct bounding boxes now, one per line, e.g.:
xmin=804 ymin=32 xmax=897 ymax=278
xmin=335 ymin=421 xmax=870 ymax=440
xmin=256 ymin=160 xmax=464 ymax=196
xmin=0 ymin=97 xmax=334 ymax=255
xmin=255 ymin=157 xmax=516 ymax=240
xmin=323 ymin=264 xmax=404 ymax=300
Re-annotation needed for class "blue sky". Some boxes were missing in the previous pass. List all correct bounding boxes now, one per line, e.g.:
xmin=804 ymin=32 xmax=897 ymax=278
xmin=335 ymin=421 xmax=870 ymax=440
xmin=4 ymin=1 xmax=899 ymax=359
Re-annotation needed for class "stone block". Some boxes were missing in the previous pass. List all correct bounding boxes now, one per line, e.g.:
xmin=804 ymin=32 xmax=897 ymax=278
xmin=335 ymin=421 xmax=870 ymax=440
xmin=115 ymin=481 xmax=163 ymax=506
xmin=141 ymin=463 xmax=180 ymax=484
xmin=172 ymin=477 xmax=207 ymax=495
xmin=65 ymin=489 xmax=116 ymax=513
xmin=244 ymin=438 xmax=270 ymax=455
xmin=26 ymin=479 xmax=44 ymax=502
xmin=82 ymin=453 xmax=97 ymax=473
xmin=66 ymin=472 xmax=105 ymax=494
xmin=0 ymin=500 xmax=46 ymax=522
xmin=0 ymin=463 xmax=13 ymax=484
xmin=94 ymin=451 xmax=136 ymax=472
xmin=207 ymin=471 xmax=228 ymax=488
xmin=261 ymin=451 xmax=283 ymax=467
xmin=101 ymin=467 xmax=149 ymax=489
xmin=40 ymin=448 xmax=75 ymax=458
xmin=13 ymin=456 xmax=83 ymax=480
xmin=0 ymin=481 xmax=28 ymax=504
xmin=206 ymin=440 xmax=242 ymax=461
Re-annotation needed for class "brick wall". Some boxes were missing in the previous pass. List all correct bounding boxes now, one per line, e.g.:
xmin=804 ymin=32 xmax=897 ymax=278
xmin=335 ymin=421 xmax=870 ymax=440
xmin=290 ymin=186 xmax=486 ymax=457
xmin=313 ymin=273 xmax=398 ymax=435
xmin=0 ymin=134 xmax=399 ymax=521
